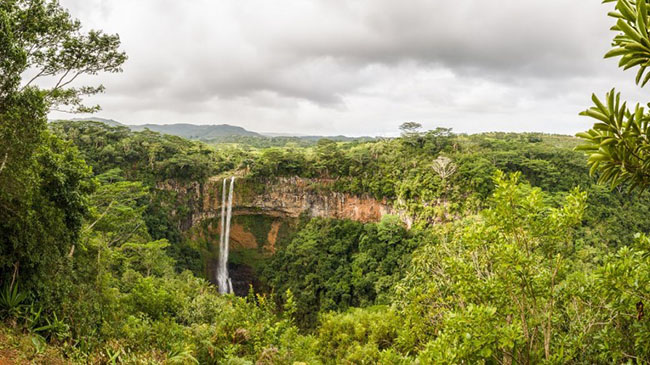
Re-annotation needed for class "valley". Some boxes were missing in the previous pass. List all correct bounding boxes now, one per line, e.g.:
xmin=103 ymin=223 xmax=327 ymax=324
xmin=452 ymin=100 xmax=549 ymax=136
xmin=5 ymin=1 xmax=650 ymax=363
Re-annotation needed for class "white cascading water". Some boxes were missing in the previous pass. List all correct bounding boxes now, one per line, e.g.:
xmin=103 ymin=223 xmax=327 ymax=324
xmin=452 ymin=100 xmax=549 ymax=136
xmin=217 ymin=177 xmax=235 ymax=294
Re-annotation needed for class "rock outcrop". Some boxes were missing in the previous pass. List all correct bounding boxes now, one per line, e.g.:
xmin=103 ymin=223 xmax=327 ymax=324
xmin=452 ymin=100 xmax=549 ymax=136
xmin=159 ymin=176 xmax=399 ymax=231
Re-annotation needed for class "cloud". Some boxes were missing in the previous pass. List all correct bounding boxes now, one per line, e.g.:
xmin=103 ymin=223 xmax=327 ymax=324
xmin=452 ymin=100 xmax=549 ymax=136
xmin=49 ymin=0 xmax=645 ymax=136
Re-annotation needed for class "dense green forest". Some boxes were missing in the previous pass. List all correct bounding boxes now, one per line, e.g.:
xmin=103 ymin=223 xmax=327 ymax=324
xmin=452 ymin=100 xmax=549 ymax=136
xmin=3 ymin=119 xmax=650 ymax=363
xmin=4 ymin=0 xmax=650 ymax=364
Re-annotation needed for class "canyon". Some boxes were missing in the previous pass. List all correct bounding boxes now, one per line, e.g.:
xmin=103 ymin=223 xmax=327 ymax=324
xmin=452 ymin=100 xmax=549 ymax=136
xmin=158 ymin=176 xmax=405 ymax=294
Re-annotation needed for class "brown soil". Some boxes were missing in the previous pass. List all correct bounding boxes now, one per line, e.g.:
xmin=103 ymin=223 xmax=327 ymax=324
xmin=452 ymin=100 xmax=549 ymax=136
xmin=228 ymin=223 xmax=259 ymax=249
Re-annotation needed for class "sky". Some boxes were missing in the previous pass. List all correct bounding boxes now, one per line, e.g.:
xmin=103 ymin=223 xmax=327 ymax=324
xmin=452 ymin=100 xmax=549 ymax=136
xmin=48 ymin=0 xmax=649 ymax=137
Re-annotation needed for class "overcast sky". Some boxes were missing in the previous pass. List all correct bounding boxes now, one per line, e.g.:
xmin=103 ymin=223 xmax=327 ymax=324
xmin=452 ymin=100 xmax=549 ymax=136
xmin=48 ymin=0 xmax=649 ymax=136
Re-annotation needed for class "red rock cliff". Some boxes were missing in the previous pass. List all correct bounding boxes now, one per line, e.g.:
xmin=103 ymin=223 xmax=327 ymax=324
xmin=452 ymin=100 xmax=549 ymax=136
xmin=157 ymin=176 xmax=406 ymax=230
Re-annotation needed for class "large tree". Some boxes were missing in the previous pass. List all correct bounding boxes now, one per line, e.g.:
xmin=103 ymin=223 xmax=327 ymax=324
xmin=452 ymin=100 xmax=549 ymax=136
xmin=0 ymin=0 xmax=126 ymax=176
xmin=577 ymin=0 xmax=650 ymax=190
xmin=0 ymin=0 xmax=125 ymax=289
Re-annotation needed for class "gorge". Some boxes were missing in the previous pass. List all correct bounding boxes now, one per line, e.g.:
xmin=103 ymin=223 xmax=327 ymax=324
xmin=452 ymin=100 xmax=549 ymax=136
xmin=158 ymin=176 xmax=405 ymax=294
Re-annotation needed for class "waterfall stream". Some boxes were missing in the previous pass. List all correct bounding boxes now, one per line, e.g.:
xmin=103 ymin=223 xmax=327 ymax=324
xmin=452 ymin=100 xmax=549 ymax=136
xmin=217 ymin=177 xmax=235 ymax=294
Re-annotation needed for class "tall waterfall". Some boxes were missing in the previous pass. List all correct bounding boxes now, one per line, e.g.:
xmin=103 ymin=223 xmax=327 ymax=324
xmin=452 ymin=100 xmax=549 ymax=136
xmin=217 ymin=177 xmax=235 ymax=294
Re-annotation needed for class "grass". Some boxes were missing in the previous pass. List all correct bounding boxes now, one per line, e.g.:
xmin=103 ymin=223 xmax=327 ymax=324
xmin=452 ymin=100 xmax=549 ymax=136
xmin=0 ymin=323 xmax=68 ymax=364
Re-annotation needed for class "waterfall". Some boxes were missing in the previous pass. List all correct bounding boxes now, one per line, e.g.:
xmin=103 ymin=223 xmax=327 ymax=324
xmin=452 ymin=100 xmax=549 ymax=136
xmin=217 ymin=177 xmax=235 ymax=294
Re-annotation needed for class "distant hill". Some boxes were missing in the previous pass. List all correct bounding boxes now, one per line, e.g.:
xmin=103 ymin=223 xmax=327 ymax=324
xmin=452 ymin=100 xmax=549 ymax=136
xmin=261 ymin=132 xmax=373 ymax=141
xmin=262 ymin=132 xmax=308 ymax=137
xmin=291 ymin=135 xmax=373 ymax=142
xmin=67 ymin=117 xmax=124 ymax=127
xmin=56 ymin=118 xmax=370 ymax=143
xmin=130 ymin=123 xmax=262 ymax=139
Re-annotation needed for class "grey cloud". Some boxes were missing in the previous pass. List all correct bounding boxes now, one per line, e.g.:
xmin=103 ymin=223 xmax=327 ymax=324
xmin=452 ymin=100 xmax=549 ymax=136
xmin=88 ymin=0 xmax=616 ymax=104
xmin=50 ymin=0 xmax=636 ymax=136
xmin=246 ymin=0 xmax=612 ymax=77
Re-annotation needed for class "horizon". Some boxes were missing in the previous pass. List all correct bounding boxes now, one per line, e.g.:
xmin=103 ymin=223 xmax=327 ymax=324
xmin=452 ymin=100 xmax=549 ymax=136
xmin=56 ymin=117 xmax=583 ymax=138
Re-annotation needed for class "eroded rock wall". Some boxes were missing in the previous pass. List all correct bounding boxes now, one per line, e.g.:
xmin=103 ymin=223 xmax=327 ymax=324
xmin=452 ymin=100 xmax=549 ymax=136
xmin=158 ymin=176 xmax=405 ymax=294
xmin=158 ymin=176 xmax=399 ymax=231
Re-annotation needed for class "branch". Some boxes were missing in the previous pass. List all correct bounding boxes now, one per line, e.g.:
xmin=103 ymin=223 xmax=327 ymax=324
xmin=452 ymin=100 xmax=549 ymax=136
xmin=54 ymin=69 xmax=90 ymax=91
xmin=9 ymin=262 xmax=19 ymax=289
xmin=108 ymin=222 xmax=143 ymax=247
xmin=49 ymin=108 xmax=73 ymax=113
xmin=21 ymin=68 xmax=47 ymax=90
xmin=83 ymin=201 xmax=115 ymax=233
xmin=0 ymin=153 xmax=8 ymax=175
xmin=52 ymin=68 xmax=73 ymax=90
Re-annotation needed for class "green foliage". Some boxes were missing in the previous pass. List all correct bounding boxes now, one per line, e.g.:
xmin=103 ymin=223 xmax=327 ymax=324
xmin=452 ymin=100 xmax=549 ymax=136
xmin=0 ymin=131 xmax=95 ymax=298
xmin=264 ymin=216 xmax=413 ymax=328
xmin=264 ymin=219 xmax=365 ymax=327
xmin=50 ymin=121 xmax=220 ymax=183
xmin=578 ymin=1 xmax=650 ymax=190
xmin=418 ymin=304 xmax=519 ymax=364
xmin=249 ymin=146 xmax=310 ymax=178
xmin=4 ymin=2 xmax=650 ymax=359
xmin=49 ymin=120 xmax=223 ymax=272
xmin=316 ymin=306 xmax=408 ymax=364
xmin=394 ymin=172 xmax=588 ymax=363
xmin=0 ymin=2 xmax=126 ymax=356
xmin=0 ymin=284 xmax=27 ymax=319
xmin=577 ymin=90 xmax=650 ymax=189
xmin=19 ymin=117 xmax=650 ymax=363
xmin=603 ymin=0 xmax=650 ymax=86
xmin=590 ymin=232 xmax=650 ymax=361
xmin=121 ymin=239 xmax=175 ymax=277
xmin=0 ymin=0 xmax=126 ymax=112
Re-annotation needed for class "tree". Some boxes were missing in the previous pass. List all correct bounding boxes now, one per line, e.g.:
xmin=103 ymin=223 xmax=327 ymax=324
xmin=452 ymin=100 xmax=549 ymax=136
xmin=0 ymin=0 xmax=125 ymax=296
xmin=314 ymin=139 xmax=343 ymax=177
xmin=396 ymin=172 xmax=588 ymax=363
xmin=399 ymin=122 xmax=423 ymax=137
xmin=1 ymin=0 xmax=127 ymax=111
xmin=399 ymin=122 xmax=427 ymax=150
xmin=577 ymin=0 xmax=650 ymax=190
xmin=0 ymin=0 xmax=125 ymax=201
xmin=431 ymin=156 xmax=457 ymax=181
xmin=423 ymin=127 xmax=454 ymax=155
xmin=0 ymin=132 xmax=95 ymax=293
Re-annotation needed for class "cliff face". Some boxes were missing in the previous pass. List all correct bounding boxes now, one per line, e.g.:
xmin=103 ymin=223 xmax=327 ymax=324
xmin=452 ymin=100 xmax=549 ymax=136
xmin=159 ymin=176 xmax=398 ymax=231
xmin=233 ymin=177 xmax=394 ymax=222
xmin=159 ymin=176 xmax=403 ymax=294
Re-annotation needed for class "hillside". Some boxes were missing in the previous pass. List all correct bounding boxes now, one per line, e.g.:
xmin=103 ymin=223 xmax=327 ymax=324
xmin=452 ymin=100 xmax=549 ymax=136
xmin=129 ymin=123 xmax=262 ymax=139
xmin=59 ymin=118 xmax=377 ymax=146
xmin=59 ymin=117 xmax=124 ymax=127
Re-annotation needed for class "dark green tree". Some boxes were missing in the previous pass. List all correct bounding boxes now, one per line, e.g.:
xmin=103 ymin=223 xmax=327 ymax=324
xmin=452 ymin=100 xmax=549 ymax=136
xmin=0 ymin=0 xmax=125 ymax=291
xmin=314 ymin=139 xmax=343 ymax=177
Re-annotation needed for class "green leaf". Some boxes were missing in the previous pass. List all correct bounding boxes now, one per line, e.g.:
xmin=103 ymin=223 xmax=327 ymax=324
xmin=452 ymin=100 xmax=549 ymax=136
xmin=588 ymin=153 xmax=611 ymax=162
xmin=617 ymin=18 xmax=643 ymax=43
xmin=585 ymin=110 xmax=611 ymax=124
xmin=639 ymin=0 xmax=649 ymax=37
xmin=576 ymin=132 xmax=594 ymax=139
xmin=605 ymin=47 xmax=630 ymax=58
xmin=623 ymin=57 xmax=647 ymax=69
xmin=592 ymin=93 xmax=608 ymax=114
xmin=618 ymin=1 xmax=638 ymax=22
xmin=636 ymin=65 xmax=647 ymax=84
xmin=601 ymin=137 xmax=618 ymax=146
